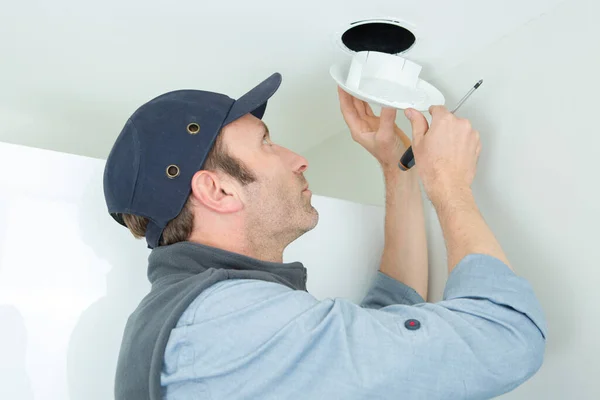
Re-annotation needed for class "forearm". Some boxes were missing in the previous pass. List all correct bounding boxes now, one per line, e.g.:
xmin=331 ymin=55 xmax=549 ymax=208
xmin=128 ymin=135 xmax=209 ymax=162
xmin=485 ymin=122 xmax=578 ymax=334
xmin=432 ymin=186 xmax=512 ymax=273
xmin=379 ymin=167 xmax=428 ymax=300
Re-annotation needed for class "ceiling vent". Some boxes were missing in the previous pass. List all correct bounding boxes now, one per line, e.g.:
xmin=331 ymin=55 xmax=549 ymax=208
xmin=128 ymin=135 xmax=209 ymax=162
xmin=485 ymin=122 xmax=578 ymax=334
xmin=330 ymin=18 xmax=445 ymax=111
xmin=339 ymin=19 xmax=416 ymax=55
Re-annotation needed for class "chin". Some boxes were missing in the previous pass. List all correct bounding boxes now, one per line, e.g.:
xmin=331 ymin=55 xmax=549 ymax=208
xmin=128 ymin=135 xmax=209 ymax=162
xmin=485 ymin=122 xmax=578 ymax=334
xmin=292 ymin=208 xmax=319 ymax=236
xmin=304 ymin=207 xmax=319 ymax=231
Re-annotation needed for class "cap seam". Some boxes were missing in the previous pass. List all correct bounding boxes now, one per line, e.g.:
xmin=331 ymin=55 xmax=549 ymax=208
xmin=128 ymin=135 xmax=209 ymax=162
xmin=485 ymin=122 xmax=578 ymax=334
xmin=127 ymin=118 xmax=143 ymax=212
xmin=221 ymin=97 xmax=237 ymax=127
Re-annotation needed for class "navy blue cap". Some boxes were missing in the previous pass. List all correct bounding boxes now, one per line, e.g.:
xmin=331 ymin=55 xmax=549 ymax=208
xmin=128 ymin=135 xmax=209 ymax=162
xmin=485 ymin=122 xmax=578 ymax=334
xmin=103 ymin=73 xmax=282 ymax=249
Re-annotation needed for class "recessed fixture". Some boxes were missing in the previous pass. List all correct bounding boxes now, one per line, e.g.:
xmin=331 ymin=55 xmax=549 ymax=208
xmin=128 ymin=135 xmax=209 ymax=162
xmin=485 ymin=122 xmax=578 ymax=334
xmin=337 ymin=19 xmax=416 ymax=55
xmin=330 ymin=18 xmax=444 ymax=112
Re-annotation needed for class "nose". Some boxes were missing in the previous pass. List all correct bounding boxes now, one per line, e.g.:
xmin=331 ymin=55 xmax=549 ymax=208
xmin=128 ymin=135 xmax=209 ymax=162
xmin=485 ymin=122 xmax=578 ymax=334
xmin=287 ymin=148 xmax=309 ymax=174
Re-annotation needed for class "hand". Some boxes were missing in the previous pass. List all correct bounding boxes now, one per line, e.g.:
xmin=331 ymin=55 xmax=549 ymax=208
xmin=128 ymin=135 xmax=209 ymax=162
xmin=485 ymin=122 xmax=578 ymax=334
xmin=337 ymin=87 xmax=411 ymax=170
xmin=405 ymin=106 xmax=481 ymax=203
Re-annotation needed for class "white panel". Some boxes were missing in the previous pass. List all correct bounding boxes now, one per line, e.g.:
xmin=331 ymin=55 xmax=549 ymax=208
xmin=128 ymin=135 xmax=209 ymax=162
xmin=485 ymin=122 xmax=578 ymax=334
xmin=0 ymin=142 xmax=384 ymax=400
xmin=285 ymin=197 xmax=384 ymax=303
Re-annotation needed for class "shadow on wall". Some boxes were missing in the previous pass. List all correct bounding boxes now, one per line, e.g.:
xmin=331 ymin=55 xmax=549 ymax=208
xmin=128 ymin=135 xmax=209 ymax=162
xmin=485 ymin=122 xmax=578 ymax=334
xmin=67 ymin=170 xmax=150 ymax=400
xmin=0 ymin=204 xmax=34 ymax=400
xmin=0 ymin=196 xmax=34 ymax=400
xmin=0 ymin=306 xmax=34 ymax=400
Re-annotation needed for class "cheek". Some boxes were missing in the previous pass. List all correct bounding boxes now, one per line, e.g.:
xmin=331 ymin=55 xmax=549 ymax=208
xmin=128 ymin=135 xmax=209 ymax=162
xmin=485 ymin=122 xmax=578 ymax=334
xmin=247 ymin=165 xmax=297 ymax=206
xmin=261 ymin=176 xmax=296 ymax=207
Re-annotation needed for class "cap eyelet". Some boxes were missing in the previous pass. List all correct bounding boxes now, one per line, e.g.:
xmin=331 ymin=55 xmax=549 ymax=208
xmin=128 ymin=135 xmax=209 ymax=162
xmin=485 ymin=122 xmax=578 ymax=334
xmin=166 ymin=164 xmax=180 ymax=179
xmin=187 ymin=123 xmax=200 ymax=135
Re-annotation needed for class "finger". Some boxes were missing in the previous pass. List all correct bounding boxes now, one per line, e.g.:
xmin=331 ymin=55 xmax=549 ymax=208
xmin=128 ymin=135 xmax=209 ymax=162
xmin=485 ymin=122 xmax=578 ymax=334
xmin=353 ymin=95 xmax=370 ymax=119
xmin=404 ymin=108 xmax=429 ymax=147
xmin=365 ymin=103 xmax=376 ymax=117
xmin=473 ymin=130 xmax=481 ymax=151
xmin=429 ymin=106 xmax=450 ymax=119
xmin=379 ymin=107 xmax=397 ymax=134
xmin=338 ymin=87 xmax=362 ymax=130
xmin=338 ymin=86 xmax=354 ymax=111
xmin=395 ymin=125 xmax=412 ymax=149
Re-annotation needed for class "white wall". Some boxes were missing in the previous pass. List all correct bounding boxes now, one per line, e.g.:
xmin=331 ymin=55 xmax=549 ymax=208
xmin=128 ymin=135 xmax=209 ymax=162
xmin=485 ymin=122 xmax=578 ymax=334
xmin=0 ymin=142 xmax=386 ymax=400
xmin=0 ymin=0 xmax=565 ymax=160
xmin=304 ymin=0 xmax=599 ymax=398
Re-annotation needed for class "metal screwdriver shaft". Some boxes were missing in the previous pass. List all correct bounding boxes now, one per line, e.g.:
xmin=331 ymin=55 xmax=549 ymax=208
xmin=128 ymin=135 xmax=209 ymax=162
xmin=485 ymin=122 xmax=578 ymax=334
xmin=450 ymin=79 xmax=483 ymax=114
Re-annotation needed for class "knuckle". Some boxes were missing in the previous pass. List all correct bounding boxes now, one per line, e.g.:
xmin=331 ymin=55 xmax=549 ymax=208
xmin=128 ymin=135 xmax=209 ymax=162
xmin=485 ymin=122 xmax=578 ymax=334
xmin=459 ymin=118 xmax=472 ymax=131
xmin=430 ymin=105 xmax=449 ymax=117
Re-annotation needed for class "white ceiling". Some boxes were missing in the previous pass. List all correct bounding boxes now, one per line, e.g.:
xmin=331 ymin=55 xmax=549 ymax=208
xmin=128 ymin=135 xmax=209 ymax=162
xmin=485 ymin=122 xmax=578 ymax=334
xmin=0 ymin=0 xmax=566 ymax=159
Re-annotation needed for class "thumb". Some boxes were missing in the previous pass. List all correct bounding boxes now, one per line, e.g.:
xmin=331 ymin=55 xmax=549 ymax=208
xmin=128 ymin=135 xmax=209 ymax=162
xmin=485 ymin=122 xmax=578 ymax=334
xmin=404 ymin=108 xmax=429 ymax=147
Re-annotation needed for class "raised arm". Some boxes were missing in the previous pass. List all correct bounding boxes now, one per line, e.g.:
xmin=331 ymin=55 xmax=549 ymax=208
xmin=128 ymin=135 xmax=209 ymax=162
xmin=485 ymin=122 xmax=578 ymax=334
xmin=405 ymin=106 xmax=511 ymax=272
xmin=337 ymin=87 xmax=428 ymax=299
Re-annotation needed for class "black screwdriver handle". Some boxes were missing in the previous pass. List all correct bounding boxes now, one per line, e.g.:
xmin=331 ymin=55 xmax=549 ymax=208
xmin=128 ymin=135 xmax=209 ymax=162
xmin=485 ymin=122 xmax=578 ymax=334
xmin=398 ymin=146 xmax=416 ymax=171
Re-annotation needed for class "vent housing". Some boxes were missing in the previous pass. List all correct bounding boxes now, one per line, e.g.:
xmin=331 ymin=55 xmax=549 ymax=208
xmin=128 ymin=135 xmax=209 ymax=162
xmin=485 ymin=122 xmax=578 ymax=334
xmin=340 ymin=19 xmax=416 ymax=55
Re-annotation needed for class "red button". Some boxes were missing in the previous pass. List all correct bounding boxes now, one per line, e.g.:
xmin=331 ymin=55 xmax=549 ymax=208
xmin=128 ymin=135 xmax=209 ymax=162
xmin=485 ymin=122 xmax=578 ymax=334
xmin=405 ymin=319 xmax=421 ymax=330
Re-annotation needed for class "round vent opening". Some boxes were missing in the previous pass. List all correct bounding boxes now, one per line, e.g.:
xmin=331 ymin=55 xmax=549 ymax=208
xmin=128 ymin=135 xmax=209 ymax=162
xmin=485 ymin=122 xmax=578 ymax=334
xmin=340 ymin=20 xmax=416 ymax=55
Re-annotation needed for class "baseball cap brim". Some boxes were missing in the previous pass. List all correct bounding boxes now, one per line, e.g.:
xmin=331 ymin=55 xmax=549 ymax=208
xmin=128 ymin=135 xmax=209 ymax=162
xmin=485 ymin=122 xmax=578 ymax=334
xmin=223 ymin=73 xmax=282 ymax=126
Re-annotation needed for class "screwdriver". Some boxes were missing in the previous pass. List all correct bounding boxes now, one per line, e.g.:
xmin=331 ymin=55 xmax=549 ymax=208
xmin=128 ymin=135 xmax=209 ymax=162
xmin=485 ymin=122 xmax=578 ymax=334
xmin=398 ymin=79 xmax=484 ymax=171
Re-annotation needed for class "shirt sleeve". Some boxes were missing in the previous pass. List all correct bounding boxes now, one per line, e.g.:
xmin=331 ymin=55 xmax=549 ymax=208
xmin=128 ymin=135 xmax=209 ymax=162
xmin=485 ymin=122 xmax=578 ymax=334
xmin=360 ymin=271 xmax=426 ymax=308
xmin=314 ymin=254 xmax=547 ymax=399
xmin=441 ymin=253 xmax=547 ymax=338
xmin=359 ymin=254 xmax=548 ymax=398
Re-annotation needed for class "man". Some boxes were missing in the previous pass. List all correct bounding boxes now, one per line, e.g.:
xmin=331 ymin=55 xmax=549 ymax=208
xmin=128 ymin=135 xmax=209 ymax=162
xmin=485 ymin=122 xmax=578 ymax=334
xmin=103 ymin=73 xmax=546 ymax=399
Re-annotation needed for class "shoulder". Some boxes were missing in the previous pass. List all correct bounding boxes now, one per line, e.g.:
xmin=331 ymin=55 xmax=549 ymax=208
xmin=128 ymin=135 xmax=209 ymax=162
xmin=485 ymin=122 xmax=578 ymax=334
xmin=175 ymin=279 xmax=318 ymax=327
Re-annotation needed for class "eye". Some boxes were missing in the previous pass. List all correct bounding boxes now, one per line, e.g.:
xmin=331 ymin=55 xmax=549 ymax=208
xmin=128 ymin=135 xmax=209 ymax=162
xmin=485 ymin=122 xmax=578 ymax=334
xmin=263 ymin=134 xmax=272 ymax=145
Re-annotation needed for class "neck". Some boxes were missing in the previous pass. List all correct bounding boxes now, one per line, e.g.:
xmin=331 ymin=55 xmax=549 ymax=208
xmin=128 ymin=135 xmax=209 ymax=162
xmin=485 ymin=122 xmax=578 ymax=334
xmin=188 ymin=229 xmax=286 ymax=263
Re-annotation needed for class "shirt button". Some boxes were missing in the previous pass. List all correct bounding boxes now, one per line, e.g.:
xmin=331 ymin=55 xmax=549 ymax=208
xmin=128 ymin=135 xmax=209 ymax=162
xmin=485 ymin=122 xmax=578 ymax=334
xmin=405 ymin=319 xmax=421 ymax=330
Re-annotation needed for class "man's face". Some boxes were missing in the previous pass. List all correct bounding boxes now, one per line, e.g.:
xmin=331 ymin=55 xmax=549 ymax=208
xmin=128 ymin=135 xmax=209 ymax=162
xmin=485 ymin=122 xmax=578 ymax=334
xmin=221 ymin=114 xmax=319 ymax=245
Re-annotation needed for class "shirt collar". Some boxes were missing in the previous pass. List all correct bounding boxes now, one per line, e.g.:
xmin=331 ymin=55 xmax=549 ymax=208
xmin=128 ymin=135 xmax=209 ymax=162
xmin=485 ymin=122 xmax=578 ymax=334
xmin=147 ymin=241 xmax=307 ymax=291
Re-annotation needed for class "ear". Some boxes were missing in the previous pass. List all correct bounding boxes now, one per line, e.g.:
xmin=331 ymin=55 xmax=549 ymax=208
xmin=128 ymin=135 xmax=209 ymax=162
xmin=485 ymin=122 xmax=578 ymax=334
xmin=190 ymin=170 xmax=243 ymax=213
